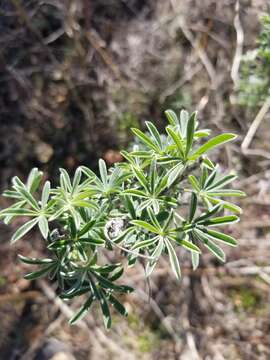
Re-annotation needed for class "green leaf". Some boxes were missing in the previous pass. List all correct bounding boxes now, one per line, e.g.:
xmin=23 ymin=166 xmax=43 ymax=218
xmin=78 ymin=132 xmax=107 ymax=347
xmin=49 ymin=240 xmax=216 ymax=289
xmin=0 ymin=208 xmax=37 ymax=217
xmin=18 ymin=255 xmax=54 ymax=265
xmin=189 ymin=192 xmax=197 ymax=222
xmin=99 ymin=159 xmax=108 ymax=185
xmin=207 ymin=174 xmax=237 ymax=190
xmin=194 ymin=229 xmax=226 ymax=262
xmin=185 ymin=112 xmax=196 ymax=156
xmin=207 ymin=189 xmax=246 ymax=197
xmin=176 ymin=238 xmax=201 ymax=253
xmin=204 ymin=169 xmax=217 ymax=188
xmin=132 ymin=237 xmax=158 ymax=250
xmin=131 ymin=220 xmax=160 ymax=234
xmin=189 ymin=134 xmax=237 ymax=161
xmin=167 ymin=163 xmax=184 ymax=187
xmin=79 ymin=238 xmax=105 ymax=246
xmin=78 ymin=220 xmax=96 ymax=237
xmin=108 ymin=294 xmax=128 ymax=316
xmin=199 ymin=215 xmax=239 ymax=226
xmin=11 ymin=217 xmax=39 ymax=244
xmin=165 ymin=239 xmax=181 ymax=279
xmin=72 ymin=200 xmax=98 ymax=210
xmin=99 ymin=291 xmax=112 ymax=329
xmin=194 ymin=204 xmax=222 ymax=223
xmin=24 ymin=264 xmax=55 ymax=280
xmin=131 ymin=128 xmax=160 ymax=152
xmin=38 ymin=215 xmax=49 ymax=239
xmin=165 ymin=109 xmax=178 ymax=126
xmin=206 ymin=197 xmax=243 ymax=214
xmin=69 ymin=295 xmax=94 ymax=325
xmin=145 ymin=237 xmax=164 ymax=277
xmin=146 ymin=121 xmax=162 ymax=148
xmin=122 ymin=189 xmax=148 ymax=198
xmin=201 ymin=228 xmax=238 ymax=246
xmin=80 ymin=166 xmax=97 ymax=179
xmin=123 ymin=196 xmax=136 ymax=219
xmin=72 ymin=167 xmax=82 ymax=192
xmin=204 ymin=239 xmax=226 ymax=262
xmin=202 ymin=157 xmax=215 ymax=170
xmin=41 ymin=181 xmax=50 ymax=208
xmin=60 ymin=168 xmax=72 ymax=191
xmin=166 ymin=127 xmax=185 ymax=158
xmin=132 ymin=166 xmax=149 ymax=192
xmin=188 ymin=175 xmax=201 ymax=192
xmin=191 ymin=251 xmax=200 ymax=270
xmin=27 ymin=168 xmax=43 ymax=193
xmin=179 ymin=109 xmax=189 ymax=136
xmin=17 ymin=187 xmax=39 ymax=210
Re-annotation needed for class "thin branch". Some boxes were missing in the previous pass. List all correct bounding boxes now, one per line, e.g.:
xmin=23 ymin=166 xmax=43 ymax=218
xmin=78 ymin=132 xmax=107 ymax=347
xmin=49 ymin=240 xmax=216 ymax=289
xmin=231 ymin=0 xmax=244 ymax=85
xmin=241 ymin=98 xmax=270 ymax=152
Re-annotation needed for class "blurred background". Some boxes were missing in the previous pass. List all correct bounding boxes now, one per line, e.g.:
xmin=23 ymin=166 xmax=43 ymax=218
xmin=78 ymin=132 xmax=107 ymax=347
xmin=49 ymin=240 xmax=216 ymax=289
xmin=0 ymin=0 xmax=270 ymax=359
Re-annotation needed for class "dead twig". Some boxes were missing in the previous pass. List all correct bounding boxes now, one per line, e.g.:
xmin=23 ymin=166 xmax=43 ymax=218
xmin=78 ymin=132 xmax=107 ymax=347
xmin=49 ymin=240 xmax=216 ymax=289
xmin=241 ymin=98 xmax=270 ymax=152
xmin=231 ymin=0 xmax=244 ymax=85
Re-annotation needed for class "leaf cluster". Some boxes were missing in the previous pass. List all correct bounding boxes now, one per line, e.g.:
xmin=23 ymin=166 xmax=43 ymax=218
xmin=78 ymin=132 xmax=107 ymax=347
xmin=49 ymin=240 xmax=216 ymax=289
xmin=0 ymin=109 xmax=244 ymax=328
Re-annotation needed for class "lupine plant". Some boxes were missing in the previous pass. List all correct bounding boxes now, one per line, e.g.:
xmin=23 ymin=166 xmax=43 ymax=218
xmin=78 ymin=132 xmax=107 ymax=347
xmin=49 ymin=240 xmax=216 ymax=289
xmin=0 ymin=109 xmax=245 ymax=328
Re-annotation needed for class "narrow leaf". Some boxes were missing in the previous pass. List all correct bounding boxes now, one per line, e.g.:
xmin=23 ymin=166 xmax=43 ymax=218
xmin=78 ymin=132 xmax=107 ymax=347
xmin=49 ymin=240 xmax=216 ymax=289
xmin=11 ymin=217 xmax=39 ymax=244
xmin=165 ymin=239 xmax=181 ymax=279
xmin=189 ymin=134 xmax=237 ymax=161
xmin=69 ymin=296 xmax=94 ymax=325
xmin=185 ymin=112 xmax=196 ymax=156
